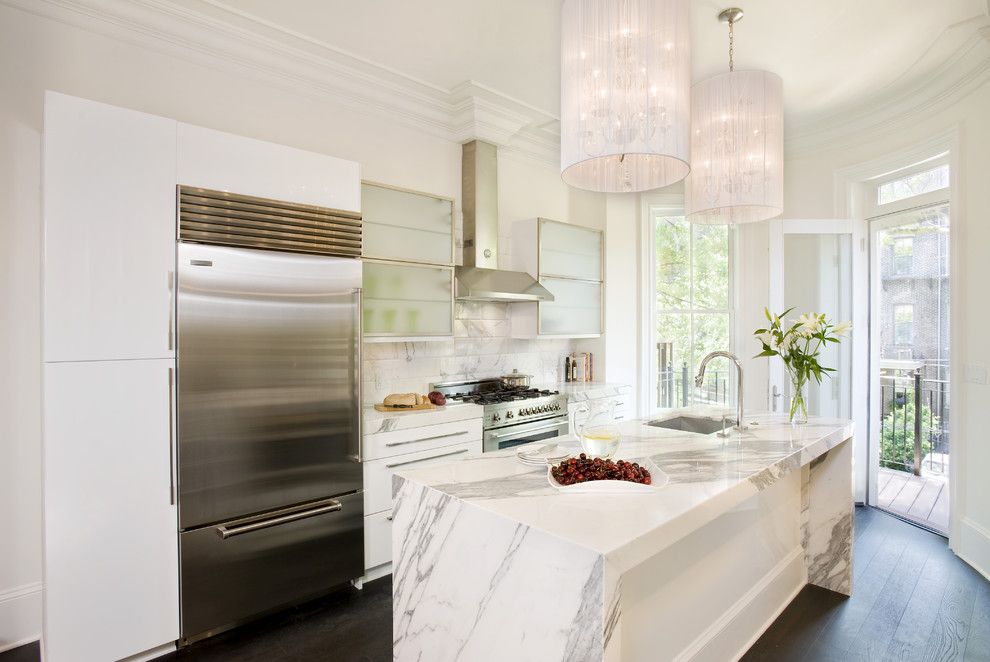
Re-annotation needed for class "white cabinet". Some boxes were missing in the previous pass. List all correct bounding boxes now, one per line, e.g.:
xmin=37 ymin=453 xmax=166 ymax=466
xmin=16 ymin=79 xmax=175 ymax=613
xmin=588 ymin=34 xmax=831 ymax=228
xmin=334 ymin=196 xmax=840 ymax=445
xmin=361 ymin=182 xmax=453 ymax=264
xmin=43 ymin=91 xmax=177 ymax=362
xmin=511 ymin=217 xmax=604 ymax=338
xmin=43 ymin=359 xmax=179 ymax=662
xmin=177 ymin=123 xmax=360 ymax=212
xmin=362 ymin=418 xmax=482 ymax=573
xmin=363 ymin=261 xmax=454 ymax=338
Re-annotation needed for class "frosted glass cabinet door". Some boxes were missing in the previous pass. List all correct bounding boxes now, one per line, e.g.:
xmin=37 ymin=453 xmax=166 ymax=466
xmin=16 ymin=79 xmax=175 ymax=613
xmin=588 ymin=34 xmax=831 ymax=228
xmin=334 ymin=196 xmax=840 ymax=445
xmin=539 ymin=277 xmax=602 ymax=336
xmin=363 ymin=262 xmax=453 ymax=336
xmin=539 ymin=220 xmax=603 ymax=281
xmin=361 ymin=183 xmax=453 ymax=264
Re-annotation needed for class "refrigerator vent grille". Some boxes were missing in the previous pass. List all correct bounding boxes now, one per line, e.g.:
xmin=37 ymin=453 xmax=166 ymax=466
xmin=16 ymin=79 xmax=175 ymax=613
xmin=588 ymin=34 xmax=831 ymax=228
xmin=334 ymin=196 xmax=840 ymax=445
xmin=178 ymin=186 xmax=362 ymax=258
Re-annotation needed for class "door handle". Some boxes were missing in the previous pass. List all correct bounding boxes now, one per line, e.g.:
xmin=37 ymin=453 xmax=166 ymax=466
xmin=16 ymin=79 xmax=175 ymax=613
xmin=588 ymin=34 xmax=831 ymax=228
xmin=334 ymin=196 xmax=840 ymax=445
xmin=771 ymin=385 xmax=782 ymax=413
xmin=216 ymin=499 xmax=343 ymax=539
xmin=489 ymin=422 xmax=565 ymax=439
xmin=385 ymin=430 xmax=468 ymax=447
xmin=167 ymin=366 xmax=176 ymax=505
xmin=385 ymin=448 xmax=469 ymax=469
xmin=354 ymin=288 xmax=363 ymax=461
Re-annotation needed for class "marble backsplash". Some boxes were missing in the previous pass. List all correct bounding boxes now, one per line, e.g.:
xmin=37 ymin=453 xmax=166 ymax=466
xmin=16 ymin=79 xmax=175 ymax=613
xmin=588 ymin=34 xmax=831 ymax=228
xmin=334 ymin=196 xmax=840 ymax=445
xmin=362 ymin=301 xmax=571 ymax=404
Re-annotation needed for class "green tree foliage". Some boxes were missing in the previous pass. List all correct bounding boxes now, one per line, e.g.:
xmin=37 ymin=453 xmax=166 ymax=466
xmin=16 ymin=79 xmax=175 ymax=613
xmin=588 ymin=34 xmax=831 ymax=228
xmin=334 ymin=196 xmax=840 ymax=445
xmin=880 ymin=396 xmax=937 ymax=470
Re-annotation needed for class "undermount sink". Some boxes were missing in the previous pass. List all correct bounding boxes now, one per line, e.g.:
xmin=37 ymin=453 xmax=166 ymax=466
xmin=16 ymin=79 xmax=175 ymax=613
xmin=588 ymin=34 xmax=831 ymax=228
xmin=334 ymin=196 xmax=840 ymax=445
xmin=647 ymin=415 xmax=735 ymax=435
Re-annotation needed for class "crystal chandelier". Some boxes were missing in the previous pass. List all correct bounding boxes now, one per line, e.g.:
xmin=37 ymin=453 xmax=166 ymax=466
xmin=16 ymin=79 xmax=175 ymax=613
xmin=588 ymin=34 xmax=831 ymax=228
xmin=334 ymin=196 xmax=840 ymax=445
xmin=560 ymin=0 xmax=691 ymax=193
xmin=685 ymin=8 xmax=783 ymax=224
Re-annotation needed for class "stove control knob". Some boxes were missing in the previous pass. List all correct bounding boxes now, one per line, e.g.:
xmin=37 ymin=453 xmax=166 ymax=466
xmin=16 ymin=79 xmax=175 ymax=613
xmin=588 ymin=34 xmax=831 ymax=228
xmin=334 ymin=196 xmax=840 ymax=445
xmin=492 ymin=413 xmax=501 ymax=423
xmin=506 ymin=411 xmax=514 ymax=419
xmin=520 ymin=408 xmax=528 ymax=416
xmin=537 ymin=406 xmax=546 ymax=413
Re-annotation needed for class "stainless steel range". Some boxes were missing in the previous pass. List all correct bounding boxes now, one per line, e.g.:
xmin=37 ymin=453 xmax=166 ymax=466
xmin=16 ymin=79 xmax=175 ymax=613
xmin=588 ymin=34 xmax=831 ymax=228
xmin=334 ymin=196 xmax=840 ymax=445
xmin=430 ymin=378 xmax=569 ymax=452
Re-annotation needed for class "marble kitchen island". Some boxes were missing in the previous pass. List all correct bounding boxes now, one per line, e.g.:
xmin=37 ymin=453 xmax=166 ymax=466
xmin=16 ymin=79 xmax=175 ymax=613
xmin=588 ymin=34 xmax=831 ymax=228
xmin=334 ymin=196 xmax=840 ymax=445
xmin=391 ymin=412 xmax=854 ymax=662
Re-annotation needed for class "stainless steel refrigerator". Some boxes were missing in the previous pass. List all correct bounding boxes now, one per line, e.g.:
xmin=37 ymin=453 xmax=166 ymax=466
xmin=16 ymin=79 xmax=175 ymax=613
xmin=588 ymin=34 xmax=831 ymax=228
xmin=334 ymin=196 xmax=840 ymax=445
xmin=174 ymin=187 xmax=363 ymax=642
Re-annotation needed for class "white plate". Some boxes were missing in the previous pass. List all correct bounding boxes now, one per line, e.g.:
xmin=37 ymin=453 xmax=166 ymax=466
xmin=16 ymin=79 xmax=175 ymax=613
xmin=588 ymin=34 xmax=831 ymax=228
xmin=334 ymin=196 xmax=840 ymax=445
xmin=546 ymin=456 xmax=669 ymax=494
xmin=516 ymin=442 xmax=573 ymax=466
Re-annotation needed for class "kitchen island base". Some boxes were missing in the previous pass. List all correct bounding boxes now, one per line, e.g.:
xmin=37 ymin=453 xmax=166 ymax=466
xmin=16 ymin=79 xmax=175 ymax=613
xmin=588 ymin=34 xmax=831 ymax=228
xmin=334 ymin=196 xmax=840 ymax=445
xmin=392 ymin=416 xmax=853 ymax=661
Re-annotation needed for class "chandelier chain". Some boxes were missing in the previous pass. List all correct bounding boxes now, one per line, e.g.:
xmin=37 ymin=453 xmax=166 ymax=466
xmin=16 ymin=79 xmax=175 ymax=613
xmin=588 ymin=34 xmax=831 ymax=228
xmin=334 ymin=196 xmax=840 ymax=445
xmin=728 ymin=18 xmax=735 ymax=72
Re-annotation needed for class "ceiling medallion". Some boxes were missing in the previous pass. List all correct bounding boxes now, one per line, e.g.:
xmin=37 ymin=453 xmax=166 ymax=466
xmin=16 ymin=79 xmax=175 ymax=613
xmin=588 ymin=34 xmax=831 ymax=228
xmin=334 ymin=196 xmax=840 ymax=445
xmin=685 ymin=7 xmax=784 ymax=224
xmin=560 ymin=0 xmax=691 ymax=193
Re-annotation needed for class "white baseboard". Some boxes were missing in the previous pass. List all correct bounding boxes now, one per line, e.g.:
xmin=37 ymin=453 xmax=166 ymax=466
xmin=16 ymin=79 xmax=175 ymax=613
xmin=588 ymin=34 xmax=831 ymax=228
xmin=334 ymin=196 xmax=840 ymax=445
xmin=957 ymin=517 xmax=990 ymax=581
xmin=676 ymin=546 xmax=807 ymax=662
xmin=0 ymin=582 xmax=42 ymax=653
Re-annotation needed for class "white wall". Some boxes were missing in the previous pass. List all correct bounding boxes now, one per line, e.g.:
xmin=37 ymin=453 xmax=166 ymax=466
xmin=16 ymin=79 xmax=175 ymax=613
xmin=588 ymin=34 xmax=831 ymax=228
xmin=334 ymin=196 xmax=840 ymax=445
xmin=784 ymin=80 xmax=990 ymax=575
xmin=0 ymin=3 xmax=604 ymax=646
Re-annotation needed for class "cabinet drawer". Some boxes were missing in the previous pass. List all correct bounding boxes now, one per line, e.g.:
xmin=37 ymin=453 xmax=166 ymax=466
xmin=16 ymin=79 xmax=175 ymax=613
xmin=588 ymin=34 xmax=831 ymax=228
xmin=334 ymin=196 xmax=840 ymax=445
xmin=364 ymin=510 xmax=392 ymax=570
xmin=363 ymin=440 xmax=479 ymax=515
xmin=363 ymin=418 xmax=482 ymax=461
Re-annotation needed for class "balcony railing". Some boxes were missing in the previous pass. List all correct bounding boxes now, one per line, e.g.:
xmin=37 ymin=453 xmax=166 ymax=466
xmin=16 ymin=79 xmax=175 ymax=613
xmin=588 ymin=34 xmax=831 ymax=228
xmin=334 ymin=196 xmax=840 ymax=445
xmin=879 ymin=360 xmax=949 ymax=476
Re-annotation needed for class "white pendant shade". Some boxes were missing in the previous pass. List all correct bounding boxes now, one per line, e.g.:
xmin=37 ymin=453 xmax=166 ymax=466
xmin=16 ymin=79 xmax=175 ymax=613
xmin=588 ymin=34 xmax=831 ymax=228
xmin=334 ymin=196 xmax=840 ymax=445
xmin=685 ymin=70 xmax=784 ymax=224
xmin=560 ymin=0 xmax=691 ymax=193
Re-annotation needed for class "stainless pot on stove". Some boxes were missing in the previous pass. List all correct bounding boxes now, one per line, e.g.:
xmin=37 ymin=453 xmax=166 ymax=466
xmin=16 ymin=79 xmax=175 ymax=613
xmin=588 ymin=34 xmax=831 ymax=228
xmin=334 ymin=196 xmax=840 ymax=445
xmin=501 ymin=369 xmax=532 ymax=389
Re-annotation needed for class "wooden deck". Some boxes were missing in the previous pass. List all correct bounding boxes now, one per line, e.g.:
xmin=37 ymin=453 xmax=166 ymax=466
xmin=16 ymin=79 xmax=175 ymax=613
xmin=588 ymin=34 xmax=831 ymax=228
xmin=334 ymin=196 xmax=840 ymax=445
xmin=877 ymin=467 xmax=949 ymax=533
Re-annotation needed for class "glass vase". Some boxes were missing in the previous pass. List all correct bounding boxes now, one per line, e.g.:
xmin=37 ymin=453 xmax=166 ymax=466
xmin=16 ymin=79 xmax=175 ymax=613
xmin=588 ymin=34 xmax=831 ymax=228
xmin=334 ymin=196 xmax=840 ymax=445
xmin=789 ymin=376 xmax=809 ymax=425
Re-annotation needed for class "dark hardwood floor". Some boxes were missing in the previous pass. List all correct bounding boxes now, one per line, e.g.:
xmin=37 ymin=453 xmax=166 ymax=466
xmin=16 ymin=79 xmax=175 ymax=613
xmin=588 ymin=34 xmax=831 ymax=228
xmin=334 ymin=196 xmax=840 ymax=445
xmin=4 ymin=507 xmax=987 ymax=662
xmin=743 ymin=506 xmax=990 ymax=661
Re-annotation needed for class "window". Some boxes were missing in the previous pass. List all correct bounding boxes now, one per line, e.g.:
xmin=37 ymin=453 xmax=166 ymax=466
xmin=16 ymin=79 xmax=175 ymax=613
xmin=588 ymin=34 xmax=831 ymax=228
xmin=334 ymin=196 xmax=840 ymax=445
xmin=893 ymin=304 xmax=914 ymax=345
xmin=654 ymin=214 xmax=733 ymax=407
xmin=877 ymin=163 xmax=949 ymax=205
xmin=892 ymin=236 xmax=913 ymax=276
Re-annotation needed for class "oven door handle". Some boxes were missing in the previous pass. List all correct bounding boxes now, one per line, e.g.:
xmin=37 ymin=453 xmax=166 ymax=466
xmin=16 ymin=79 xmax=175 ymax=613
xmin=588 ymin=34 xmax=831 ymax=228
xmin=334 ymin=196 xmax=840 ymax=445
xmin=489 ymin=421 xmax=567 ymax=439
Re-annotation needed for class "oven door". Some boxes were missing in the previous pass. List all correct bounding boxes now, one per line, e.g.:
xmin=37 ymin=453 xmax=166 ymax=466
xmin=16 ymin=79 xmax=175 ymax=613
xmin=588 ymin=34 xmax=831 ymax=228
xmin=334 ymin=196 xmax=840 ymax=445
xmin=483 ymin=416 xmax=569 ymax=452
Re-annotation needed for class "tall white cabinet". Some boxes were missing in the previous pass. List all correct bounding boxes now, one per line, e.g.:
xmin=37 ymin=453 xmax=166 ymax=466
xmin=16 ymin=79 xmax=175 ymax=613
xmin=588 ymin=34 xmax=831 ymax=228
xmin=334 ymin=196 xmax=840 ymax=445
xmin=43 ymin=92 xmax=363 ymax=661
xmin=42 ymin=92 xmax=180 ymax=662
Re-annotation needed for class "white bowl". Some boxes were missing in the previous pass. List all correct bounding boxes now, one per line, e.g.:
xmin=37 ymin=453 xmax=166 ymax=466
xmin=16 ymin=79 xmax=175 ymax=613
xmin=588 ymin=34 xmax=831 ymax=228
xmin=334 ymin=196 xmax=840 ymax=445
xmin=546 ymin=456 xmax=669 ymax=494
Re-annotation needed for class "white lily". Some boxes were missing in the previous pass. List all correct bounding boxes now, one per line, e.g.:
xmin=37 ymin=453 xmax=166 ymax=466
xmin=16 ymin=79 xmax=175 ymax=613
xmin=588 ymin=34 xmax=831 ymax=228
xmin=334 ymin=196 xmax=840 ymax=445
xmin=832 ymin=320 xmax=852 ymax=336
xmin=797 ymin=312 xmax=819 ymax=332
xmin=757 ymin=331 xmax=774 ymax=347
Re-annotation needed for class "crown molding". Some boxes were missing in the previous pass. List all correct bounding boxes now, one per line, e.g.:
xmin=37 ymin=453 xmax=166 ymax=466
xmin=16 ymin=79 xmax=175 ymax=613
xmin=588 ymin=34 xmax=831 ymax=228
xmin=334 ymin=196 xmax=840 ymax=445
xmin=5 ymin=0 xmax=989 ymax=165
xmin=1 ymin=0 xmax=562 ymax=165
xmin=785 ymin=24 xmax=990 ymax=155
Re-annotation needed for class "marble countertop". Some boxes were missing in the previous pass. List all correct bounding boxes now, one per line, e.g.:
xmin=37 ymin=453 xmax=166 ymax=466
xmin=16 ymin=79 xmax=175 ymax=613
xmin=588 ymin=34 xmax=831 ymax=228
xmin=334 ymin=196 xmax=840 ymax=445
xmin=395 ymin=408 xmax=853 ymax=563
xmin=363 ymin=402 xmax=483 ymax=435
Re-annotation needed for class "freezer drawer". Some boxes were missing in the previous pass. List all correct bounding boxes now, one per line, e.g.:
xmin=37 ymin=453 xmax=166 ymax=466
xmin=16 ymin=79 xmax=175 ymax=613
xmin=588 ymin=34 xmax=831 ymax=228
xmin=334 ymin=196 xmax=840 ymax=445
xmin=179 ymin=491 xmax=363 ymax=641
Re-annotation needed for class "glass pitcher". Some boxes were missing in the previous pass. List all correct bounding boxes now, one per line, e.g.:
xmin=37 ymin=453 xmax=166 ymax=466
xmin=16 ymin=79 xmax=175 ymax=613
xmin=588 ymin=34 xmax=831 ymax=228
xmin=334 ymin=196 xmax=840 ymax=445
xmin=571 ymin=399 xmax=621 ymax=458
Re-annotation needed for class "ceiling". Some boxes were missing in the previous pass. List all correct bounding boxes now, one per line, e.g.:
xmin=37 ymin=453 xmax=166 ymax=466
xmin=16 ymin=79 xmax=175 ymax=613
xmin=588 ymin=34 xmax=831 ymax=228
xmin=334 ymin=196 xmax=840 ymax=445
xmin=180 ymin=0 xmax=988 ymax=130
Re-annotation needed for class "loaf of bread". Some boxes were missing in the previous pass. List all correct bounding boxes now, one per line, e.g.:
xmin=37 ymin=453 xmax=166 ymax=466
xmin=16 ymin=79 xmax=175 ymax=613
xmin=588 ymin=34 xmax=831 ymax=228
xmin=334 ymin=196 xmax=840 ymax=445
xmin=383 ymin=393 xmax=418 ymax=407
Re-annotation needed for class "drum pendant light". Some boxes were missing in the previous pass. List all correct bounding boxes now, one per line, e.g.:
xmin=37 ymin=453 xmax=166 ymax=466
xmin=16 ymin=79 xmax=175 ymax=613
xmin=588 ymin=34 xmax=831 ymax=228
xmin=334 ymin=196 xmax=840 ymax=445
xmin=685 ymin=8 xmax=783 ymax=224
xmin=560 ymin=0 xmax=691 ymax=193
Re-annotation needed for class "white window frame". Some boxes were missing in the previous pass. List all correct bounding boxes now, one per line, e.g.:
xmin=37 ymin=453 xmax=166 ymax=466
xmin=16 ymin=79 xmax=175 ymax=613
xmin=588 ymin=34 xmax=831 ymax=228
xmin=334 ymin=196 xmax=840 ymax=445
xmin=862 ymin=154 xmax=950 ymax=218
xmin=639 ymin=194 xmax=737 ymax=415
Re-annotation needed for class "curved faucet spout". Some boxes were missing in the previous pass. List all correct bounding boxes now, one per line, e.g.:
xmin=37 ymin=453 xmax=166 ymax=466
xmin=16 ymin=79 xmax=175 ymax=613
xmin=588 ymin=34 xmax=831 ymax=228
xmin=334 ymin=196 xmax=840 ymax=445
xmin=695 ymin=351 xmax=746 ymax=430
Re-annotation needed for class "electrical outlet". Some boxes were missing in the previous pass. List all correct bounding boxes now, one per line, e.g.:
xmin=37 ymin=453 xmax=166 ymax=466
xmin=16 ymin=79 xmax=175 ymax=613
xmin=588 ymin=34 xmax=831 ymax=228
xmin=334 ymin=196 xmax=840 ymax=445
xmin=965 ymin=364 xmax=989 ymax=385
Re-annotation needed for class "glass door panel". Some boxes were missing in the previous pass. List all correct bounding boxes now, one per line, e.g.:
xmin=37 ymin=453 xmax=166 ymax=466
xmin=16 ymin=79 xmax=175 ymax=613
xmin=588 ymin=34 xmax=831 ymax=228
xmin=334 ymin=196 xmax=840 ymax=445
xmin=539 ymin=220 xmax=603 ymax=281
xmin=782 ymin=233 xmax=853 ymax=418
xmin=362 ymin=262 xmax=453 ymax=337
xmin=361 ymin=183 xmax=453 ymax=265
xmin=538 ymin=277 xmax=602 ymax=336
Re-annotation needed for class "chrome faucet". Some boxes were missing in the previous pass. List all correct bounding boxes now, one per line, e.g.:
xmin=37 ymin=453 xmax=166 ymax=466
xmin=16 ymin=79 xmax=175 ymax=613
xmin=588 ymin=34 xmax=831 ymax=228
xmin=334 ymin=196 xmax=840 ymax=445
xmin=695 ymin=351 xmax=746 ymax=431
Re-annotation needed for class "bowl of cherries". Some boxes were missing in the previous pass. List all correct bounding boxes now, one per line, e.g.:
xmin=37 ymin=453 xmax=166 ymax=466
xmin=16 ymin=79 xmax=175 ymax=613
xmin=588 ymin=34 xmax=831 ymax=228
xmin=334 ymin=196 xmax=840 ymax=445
xmin=547 ymin=453 xmax=668 ymax=494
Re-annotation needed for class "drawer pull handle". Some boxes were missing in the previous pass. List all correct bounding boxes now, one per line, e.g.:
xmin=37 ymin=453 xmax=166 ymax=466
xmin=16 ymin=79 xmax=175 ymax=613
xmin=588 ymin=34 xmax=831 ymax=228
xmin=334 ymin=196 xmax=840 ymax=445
xmin=216 ymin=499 xmax=342 ymax=539
xmin=386 ymin=514 xmax=393 ymax=521
xmin=385 ymin=430 xmax=469 ymax=447
xmin=385 ymin=448 xmax=468 ymax=469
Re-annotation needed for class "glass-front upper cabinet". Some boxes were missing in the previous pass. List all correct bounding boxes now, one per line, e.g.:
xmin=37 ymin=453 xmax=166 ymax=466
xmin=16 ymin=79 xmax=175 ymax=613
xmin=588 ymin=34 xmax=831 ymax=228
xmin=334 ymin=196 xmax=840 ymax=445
xmin=538 ymin=277 xmax=602 ymax=336
xmin=361 ymin=182 xmax=453 ymax=265
xmin=362 ymin=261 xmax=453 ymax=338
xmin=538 ymin=220 xmax=603 ymax=282
xmin=510 ymin=217 xmax=604 ymax=338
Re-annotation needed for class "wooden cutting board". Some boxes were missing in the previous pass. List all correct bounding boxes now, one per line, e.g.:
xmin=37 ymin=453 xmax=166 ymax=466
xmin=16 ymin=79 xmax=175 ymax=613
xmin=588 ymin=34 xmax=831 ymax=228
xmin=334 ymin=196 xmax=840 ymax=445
xmin=374 ymin=402 xmax=437 ymax=413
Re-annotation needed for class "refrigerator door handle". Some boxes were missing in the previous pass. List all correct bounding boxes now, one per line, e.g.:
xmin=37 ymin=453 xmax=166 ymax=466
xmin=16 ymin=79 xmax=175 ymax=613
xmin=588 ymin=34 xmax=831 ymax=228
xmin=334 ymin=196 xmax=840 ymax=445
xmin=215 ymin=499 xmax=343 ymax=540
xmin=354 ymin=287 xmax=363 ymax=463
xmin=168 ymin=366 xmax=176 ymax=505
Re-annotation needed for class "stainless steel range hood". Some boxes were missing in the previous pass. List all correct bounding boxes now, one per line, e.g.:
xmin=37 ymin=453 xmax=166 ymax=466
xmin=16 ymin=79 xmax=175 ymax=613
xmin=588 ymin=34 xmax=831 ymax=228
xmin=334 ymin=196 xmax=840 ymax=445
xmin=455 ymin=141 xmax=553 ymax=303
